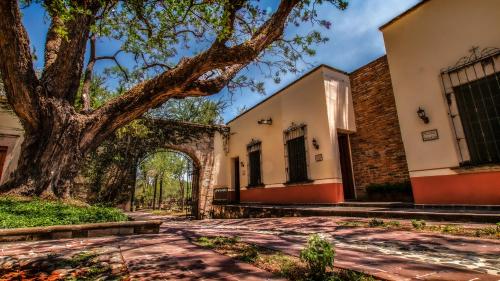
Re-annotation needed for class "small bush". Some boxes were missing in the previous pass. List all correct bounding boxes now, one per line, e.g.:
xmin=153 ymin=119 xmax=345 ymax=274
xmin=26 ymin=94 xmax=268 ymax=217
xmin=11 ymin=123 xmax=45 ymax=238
xmin=411 ymin=219 xmax=426 ymax=230
xmin=368 ymin=218 xmax=385 ymax=227
xmin=300 ymin=234 xmax=335 ymax=281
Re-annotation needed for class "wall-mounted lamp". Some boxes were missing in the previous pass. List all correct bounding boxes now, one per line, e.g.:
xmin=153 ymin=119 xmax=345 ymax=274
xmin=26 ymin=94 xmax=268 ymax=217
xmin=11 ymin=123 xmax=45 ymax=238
xmin=257 ymin=118 xmax=272 ymax=125
xmin=417 ymin=107 xmax=430 ymax=124
xmin=312 ymin=138 xmax=320 ymax=150
xmin=240 ymin=161 xmax=245 ymax=167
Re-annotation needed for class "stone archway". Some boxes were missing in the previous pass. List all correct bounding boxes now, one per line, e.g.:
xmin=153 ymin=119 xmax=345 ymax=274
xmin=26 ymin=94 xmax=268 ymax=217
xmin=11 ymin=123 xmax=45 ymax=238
xmin=134 ymin=149 xmax=200 ymax=217
xmin=80 ymin=119 xmax=228 ymax=219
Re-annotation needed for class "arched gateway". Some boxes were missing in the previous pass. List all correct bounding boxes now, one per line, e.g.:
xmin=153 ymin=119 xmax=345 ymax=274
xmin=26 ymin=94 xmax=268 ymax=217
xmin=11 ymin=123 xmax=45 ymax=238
xmin=82 ymin=119 xmax=229 ymax=219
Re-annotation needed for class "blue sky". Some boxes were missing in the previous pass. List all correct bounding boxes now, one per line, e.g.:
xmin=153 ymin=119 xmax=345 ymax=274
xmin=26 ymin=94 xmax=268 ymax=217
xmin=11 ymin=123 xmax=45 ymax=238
xmin=21 ymin=0 xmax=420 ymax=123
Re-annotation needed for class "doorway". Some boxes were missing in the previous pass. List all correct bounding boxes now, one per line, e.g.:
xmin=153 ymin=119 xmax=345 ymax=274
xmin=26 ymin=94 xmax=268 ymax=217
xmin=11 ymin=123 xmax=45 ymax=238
xmin=338 ymin=133 xmax=355 ymax=200
xmin=233 ymin=157 xmax=240 ymax=202
xmin=0 ymin=146 xmax=7 ymax=180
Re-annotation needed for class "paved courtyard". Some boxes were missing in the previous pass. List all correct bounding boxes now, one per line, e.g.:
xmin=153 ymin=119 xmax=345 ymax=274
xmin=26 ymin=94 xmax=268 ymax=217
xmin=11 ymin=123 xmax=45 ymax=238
xmin=1 ymin=213 xmax=499 ymax=280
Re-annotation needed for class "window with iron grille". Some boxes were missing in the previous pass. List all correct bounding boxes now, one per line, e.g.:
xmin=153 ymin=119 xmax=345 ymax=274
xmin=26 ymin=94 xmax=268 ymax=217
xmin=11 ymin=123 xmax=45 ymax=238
xmin=441 ymin=47 xmax=500 ymax=165
xmin=247 ymin=139 xmax=262 ymax=187
xmin=284 ymin=124 xmax=309 ymax=183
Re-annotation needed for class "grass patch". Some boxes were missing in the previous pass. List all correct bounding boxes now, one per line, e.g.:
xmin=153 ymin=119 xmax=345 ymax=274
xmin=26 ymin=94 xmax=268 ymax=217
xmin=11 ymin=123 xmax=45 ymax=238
xmin=150 ymin=209 xmax=187 ymax=216
xmin=368 ymin=218 xmax=385 ymax=227
xmin=337 ymin=221 xmax=364 ymax=227
xmin=338 ymin=218 xmax=499 ymax=240
xmin=0 ymin=196 xmax=128 ymax=228
xmin=411 ymin=219 xmax=426 ymax=230
xmin=194 ymin=236 xmax=378 ymax=281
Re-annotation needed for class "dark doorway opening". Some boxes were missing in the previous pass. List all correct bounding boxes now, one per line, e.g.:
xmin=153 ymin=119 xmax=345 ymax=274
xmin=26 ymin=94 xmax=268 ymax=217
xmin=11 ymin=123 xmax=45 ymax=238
xmin=0 ymin=146 xmax=7 ymax=180
xmin=233 ymin=157 xmax=240 ymax=202
xmin=338 ymin=133 xmax=356 ymax=200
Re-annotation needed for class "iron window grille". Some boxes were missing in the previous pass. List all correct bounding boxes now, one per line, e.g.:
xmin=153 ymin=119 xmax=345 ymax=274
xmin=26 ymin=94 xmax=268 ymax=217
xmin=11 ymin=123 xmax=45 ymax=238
xmin=284 ymin=123 xmax=310 ymax=183
xmin=247 ymin=139 xmax=262 ymax=187
xmin=440 ymin=47 xmax=500 ymax=166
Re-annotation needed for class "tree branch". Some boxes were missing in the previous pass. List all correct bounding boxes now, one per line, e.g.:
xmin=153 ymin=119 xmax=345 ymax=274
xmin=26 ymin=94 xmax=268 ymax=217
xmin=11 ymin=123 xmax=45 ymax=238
xmin=0 ymin=0 xmax=40 ymax=131
xmin=81 ymin=34 xmax=97 ymax=112
xmin=183 ymin=64 xmax=244 ymax=97
xmin=96 ymin=50 xmax=129 ymax=81
xmin=81 ymin=0 xmax=299 ymax=150
xmin=41 ymin=1 xmax=103 ymax=103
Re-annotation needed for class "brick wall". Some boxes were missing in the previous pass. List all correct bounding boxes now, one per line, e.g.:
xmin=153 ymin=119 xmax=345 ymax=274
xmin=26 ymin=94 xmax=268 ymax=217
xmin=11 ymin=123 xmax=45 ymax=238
xmin=349 ymin=56 xmax=410 ymax=198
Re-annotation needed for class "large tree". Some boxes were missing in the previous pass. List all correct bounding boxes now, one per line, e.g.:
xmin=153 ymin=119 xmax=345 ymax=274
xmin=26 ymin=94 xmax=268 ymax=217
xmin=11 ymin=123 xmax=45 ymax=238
xmin=0 ymin=0 xmax=347 ymax=198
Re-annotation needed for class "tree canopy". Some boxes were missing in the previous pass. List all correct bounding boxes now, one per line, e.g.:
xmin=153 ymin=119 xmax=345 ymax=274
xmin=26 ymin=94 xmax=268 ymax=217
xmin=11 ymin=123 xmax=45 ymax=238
xmin=0 ymin=0 xmax=348 ymax=197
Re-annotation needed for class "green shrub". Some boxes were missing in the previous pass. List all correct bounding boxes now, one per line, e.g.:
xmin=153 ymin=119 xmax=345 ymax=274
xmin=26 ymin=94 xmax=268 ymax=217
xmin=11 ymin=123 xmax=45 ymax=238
xmin=0 ymin=196 xmax=128 ymax=228
xmin=300 ymin=234 xmax=335 ymax=280
xmin=239 ymin=245 xmax=259 ymax=263
xmin=368 ymin=218 xmax=385 ymax=227
xmin=411 ymin=219 xmax=426 ymax=230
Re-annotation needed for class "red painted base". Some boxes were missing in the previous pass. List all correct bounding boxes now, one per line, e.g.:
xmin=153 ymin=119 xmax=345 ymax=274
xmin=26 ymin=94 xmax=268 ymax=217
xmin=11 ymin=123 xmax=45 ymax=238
xmin=240 ymin=183 xmax=344 ymax=204
xmin=411 ymin=171 xmax=500 ymax=205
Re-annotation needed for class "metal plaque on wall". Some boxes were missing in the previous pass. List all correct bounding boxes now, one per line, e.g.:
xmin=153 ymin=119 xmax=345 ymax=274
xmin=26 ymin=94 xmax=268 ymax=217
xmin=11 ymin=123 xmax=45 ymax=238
xmin=421 ymin=129 xmax=439 ymax=142
xmin=315 ymin=154 xmax=323 ymax=162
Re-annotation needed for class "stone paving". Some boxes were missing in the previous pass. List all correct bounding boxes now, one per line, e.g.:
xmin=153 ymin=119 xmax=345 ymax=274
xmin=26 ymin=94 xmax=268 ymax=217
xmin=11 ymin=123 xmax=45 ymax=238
xmin=0 ymin=231 xmax=282 ymax=280
xmin=135 ymin=213 xmax=500 ymax=281
xmin=1 ymin=213 xmax=499 ymax=280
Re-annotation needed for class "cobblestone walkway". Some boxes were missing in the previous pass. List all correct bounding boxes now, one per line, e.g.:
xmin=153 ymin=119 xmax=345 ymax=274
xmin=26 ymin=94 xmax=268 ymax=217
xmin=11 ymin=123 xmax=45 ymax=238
xmin=133 ymin=214 xmax=500 ymax=281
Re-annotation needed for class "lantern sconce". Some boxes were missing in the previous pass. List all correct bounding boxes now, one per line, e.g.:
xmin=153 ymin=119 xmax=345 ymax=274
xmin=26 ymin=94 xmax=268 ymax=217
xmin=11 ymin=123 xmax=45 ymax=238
xmin=417 ymin=107 xmax=430 ymax=124
xmin=257 ymin=118 xmax=272 ymax=125
xmin=312 ymin=138 xmax=320 ymax=150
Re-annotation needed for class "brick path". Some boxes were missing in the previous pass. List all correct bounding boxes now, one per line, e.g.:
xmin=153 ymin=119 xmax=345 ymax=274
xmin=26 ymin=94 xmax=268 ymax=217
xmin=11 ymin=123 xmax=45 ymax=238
xmin=132 ymin=213 xmax=500 ymax=281
xmin=2 ymin=214 xmax=499 ymax=280
xmin=1 ymin=233 xmax=282 ymax=281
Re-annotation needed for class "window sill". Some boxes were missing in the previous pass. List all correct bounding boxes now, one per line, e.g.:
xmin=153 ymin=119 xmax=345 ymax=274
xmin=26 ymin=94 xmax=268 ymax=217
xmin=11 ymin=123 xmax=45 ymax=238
xmin=247 ymin=184 xmax=265 ymax=189
xmin=453 ymin=163 xmax=500 ymax=174
xmin=284 ymin=179 xmax=314 ymax=186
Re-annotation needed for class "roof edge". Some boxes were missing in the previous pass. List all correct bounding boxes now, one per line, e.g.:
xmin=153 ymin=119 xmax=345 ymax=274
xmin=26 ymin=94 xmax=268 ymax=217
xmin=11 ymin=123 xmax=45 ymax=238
xmin=226 ymin=64 xmax=348 ymax=125
xmin=379 ymin=0 xmax=430 ymax=31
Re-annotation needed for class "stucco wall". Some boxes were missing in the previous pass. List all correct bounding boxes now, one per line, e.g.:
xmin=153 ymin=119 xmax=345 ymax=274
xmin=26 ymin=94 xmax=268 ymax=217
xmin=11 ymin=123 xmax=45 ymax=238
xmin=382 ymin=0 xmax=500 ymax=176
xmin=0 ymin=104 xmax=24 ymax=184
xmin=224 ymin=66 xmax=354 ymax=203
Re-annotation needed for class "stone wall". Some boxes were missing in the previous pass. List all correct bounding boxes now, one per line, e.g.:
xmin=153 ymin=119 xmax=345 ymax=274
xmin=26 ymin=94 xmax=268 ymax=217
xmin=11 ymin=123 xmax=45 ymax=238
xmin=349 ymin=56 xmax=410 ymax=198
xmin=80 ymin=119 xmax=228 ymax=219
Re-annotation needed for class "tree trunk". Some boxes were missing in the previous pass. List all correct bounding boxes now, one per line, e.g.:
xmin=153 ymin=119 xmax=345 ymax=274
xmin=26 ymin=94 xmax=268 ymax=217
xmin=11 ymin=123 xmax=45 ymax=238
xmin=0 ymin=101 xmax=88 ymax=198
xmin=158 ymin=173 xmax=163 ymax=210
xmin=152 ymin=174 xmax=158 ymax=210
xmin=179 ymin=176 xmax=185 ymax=212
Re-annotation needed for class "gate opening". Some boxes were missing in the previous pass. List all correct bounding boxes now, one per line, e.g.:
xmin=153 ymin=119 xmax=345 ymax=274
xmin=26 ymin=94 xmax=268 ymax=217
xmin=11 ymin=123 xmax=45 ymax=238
xmin=133 ymin=150 xmax=200 ymax=218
